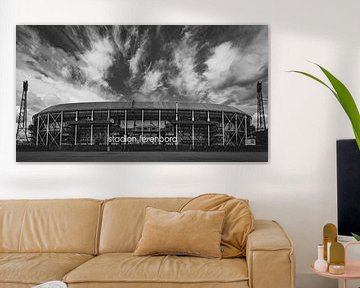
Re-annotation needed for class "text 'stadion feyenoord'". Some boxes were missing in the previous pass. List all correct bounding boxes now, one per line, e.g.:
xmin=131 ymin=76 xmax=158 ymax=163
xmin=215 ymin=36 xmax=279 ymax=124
xmin=108 ymin=135 xmax=178 ymax=144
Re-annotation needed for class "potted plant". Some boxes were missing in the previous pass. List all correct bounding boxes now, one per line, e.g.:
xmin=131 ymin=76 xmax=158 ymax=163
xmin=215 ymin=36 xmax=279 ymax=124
xmin=291 ymin=64 xmax=360 ymax=241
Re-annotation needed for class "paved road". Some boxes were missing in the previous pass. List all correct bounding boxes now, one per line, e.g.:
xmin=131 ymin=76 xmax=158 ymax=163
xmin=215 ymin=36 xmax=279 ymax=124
xmin=17 ymin=151 xmax=268 ymax=162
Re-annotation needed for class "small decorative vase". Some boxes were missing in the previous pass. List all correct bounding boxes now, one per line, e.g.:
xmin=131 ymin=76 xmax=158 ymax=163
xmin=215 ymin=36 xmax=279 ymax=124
xmin=314 ymin=244 xmax=328 ymax=272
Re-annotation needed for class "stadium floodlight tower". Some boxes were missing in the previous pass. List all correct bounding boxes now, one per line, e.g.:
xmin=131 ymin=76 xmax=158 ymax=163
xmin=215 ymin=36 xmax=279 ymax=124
xmin=16 ymin=80 xmax=29 ymax=143
xmin=256 ymin=81 xmax=266 ymax=132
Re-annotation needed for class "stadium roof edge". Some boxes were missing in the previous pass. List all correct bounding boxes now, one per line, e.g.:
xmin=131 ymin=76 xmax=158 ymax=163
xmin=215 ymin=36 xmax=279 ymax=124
xmin=35 ymin=101 xmax=250 ymax=117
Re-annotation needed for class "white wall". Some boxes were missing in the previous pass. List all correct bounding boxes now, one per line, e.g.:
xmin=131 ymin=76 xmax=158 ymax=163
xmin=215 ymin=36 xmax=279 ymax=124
xmin=0 ymin=0 xmax=359 ymax=287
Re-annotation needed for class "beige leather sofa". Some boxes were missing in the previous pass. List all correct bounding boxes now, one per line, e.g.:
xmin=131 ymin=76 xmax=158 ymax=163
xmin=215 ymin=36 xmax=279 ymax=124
xmin=0 ymin=198 xmax=295 ymax=288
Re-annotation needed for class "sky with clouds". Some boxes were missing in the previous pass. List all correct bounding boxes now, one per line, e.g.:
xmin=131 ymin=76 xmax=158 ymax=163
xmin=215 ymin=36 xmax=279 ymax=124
xmin=16 ymin=25 xmax=268 ymax=123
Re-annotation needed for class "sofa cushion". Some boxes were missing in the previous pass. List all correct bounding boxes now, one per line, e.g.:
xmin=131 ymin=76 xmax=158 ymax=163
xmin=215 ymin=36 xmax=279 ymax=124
xmin=0 ymin=284 xmax=33 ymax=288
xmin=0 ymin=199 xmax=103 ymax=254
xmin=63 ymin=253 xmax=248 ymax=285
xmin=99 ymin=198 xmax=190 ymax=253
xmin=134 ymin=207 xmax=225 ymax=258
xmin=0 ymin=253 xmax=93 ymax=285
xmin=181 ymin=194 xmax=254 ymax=258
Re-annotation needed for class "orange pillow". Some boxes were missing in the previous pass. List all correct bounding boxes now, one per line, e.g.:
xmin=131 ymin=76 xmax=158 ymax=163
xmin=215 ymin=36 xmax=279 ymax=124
xmin=181 ymin=194 xmax=254 ymax=258
xmin=134 ymin=207 xmax=225 ymax=258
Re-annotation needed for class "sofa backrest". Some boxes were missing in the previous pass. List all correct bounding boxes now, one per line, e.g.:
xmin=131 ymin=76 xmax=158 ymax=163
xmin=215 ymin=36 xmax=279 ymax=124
xmin=99 ymin=197 xmax=190 ymax=253
xmin=0 ymin=199 xmax=102 ymax=255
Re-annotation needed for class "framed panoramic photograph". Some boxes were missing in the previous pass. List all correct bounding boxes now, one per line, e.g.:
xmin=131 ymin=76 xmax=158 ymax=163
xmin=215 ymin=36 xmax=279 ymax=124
xmin=16 ymin=25 xmax=268 ymax=162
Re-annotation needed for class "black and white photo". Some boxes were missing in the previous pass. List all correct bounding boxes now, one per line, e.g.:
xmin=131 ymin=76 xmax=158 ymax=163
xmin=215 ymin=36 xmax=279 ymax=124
xmin=16 ymin=25 xmax=269 ymax=162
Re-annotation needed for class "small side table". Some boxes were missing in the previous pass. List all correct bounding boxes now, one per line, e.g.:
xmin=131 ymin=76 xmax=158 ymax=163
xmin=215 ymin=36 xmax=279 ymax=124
xmin=311 ymin=242 xmax=360 ymax=288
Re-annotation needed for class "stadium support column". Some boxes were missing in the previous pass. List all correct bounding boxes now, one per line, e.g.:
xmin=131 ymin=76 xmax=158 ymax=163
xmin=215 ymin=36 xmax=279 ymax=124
xmin=75 ymin=111 xmax=78 ymax=145
xmin=192 ymin=110 xmax=194 ymax=149
xmin=60 ymin=111 xmax=63 ymax=146
xmin=235 ymin=114 xmax=238 ymax=146
xmin=124 ymin=110 xmax=127 ymax=145
xmin=207 ymin=111 xmax=210 ymax=146
xmin=222 ymin=111 xmax=225 ymax=146
xmin=107 ymin=110 xmax=110 ymax=147
xmin=245 ymin=115 xmax=248 ymax=140
xmin=90 ymin=110 xmax=94 ymax=145
xmin=36 ymin=114 xmax=40 ymax=146
xmin=175 ymin=103 xmax=178 ymax=149
xmin=158 ymin=110 xmax=161 ymax=144
xmin=141 ymin=109 xmax=144 ymax=141
xmin=46 ymin=113 xmax=50 ymax=146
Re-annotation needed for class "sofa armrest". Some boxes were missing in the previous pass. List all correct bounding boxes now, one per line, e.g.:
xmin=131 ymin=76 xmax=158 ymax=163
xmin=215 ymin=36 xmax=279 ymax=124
xmin=246 ymin=220 xmax=295 ymax=288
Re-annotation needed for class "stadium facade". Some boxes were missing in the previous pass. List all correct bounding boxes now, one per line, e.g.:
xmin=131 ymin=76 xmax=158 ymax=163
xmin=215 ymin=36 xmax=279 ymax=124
xmin=32 ymin=101 xmax=251 ymax=149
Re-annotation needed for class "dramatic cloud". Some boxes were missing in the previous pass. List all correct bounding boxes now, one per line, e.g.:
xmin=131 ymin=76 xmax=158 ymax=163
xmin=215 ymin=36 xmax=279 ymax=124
xmin=169 ymin=32 xmax=208 ymax=102
xmin=16 ymin=25 xmax=268 ymax=125
xmin=80 ymin=37 xmax=115 ymax=87
xmin=140 ymin=69 xmax=163 ymax=95
xmin=129 ymin=31 xmax=149 ymax=77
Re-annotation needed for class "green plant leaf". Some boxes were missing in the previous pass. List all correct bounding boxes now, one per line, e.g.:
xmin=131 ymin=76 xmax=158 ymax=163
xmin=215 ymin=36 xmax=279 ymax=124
xmin=351 ymin=232 xmax=360 ymax=241
xmin=316 ymin=65 xmax=360 ymax=150
xmin=288 ymin=70 xmax=337 ymax=99
xmin=289 ymin=64 xmax=360 ymax=150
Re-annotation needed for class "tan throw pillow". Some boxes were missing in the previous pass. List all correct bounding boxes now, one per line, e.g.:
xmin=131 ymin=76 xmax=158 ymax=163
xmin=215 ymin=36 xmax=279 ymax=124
xmin=181 ymin=194 xmax=254 ymax=258
xmin=134 ymin=207 xmax=225 ymax=258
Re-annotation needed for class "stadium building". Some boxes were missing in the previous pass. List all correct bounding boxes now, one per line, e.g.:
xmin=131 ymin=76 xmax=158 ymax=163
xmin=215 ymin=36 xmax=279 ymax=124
xmin=32 ymin=101 xmax=251 ymax=150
